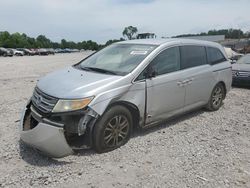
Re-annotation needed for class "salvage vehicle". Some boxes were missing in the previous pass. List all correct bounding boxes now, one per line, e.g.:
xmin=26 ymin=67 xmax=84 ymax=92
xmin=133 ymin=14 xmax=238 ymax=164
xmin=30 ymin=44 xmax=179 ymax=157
xmin=20 ymin=39 xmax=232 ymax=158
xmin=232 ymin=54 xmax=250 ymax=86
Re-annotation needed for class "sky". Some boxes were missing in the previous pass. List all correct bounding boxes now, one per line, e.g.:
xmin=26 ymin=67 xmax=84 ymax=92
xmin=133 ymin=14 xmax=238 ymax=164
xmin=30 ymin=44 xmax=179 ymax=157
xmin=0 ymin=0 xmax=250 ymax=44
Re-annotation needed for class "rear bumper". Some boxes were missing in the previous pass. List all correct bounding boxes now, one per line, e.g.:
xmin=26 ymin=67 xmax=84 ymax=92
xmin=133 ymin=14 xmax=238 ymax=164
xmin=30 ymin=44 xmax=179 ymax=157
xmin=20 ymin=106 xmax=73 ymax=158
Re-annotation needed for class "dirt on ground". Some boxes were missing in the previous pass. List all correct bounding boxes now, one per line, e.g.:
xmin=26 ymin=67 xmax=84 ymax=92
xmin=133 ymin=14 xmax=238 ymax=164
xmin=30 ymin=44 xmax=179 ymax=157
xmin=0 ymin=53 xmax=249 ymax=188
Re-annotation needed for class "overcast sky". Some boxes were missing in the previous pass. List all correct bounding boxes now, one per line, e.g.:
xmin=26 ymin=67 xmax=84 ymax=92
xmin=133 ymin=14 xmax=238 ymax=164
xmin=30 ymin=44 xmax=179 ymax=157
xmin=0 ymin=0 xmax=249 ymax=43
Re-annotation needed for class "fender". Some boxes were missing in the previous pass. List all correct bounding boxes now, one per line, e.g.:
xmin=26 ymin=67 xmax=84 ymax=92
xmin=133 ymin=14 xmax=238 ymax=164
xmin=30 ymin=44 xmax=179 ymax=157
xmin=89 ymin=81 xmax=146 ymax=127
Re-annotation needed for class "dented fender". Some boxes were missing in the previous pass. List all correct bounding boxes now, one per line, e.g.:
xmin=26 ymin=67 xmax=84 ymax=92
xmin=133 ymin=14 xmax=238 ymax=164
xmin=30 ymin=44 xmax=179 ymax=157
xmin=89 ymin=81 xmax=146 ymax=127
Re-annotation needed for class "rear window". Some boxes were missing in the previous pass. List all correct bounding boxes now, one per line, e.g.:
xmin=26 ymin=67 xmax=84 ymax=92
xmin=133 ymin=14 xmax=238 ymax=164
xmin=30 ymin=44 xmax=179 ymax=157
xmin=206 ymin=47 xmax=226 ymax=65
xmin=180 ymin=46 xmax=207 ymax=69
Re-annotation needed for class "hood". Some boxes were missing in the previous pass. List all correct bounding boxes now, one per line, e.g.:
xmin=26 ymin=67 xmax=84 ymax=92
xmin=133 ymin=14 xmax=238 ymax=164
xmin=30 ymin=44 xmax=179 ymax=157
xmin=232 ymin=63 xmax=250 ymax=72
xmin=37 ymin=66 xmax=122 ymax=99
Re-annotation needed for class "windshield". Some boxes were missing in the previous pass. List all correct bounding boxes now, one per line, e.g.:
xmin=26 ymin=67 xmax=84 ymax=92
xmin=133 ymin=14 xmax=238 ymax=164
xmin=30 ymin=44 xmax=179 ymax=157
xmin=237 ymin=55 xmax=250 ymax=64
xmin=78 ymin=44 xmax=157 ymax=75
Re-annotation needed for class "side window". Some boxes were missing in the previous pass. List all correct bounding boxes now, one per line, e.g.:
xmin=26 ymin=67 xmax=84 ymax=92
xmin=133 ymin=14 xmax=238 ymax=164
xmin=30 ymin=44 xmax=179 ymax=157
xmin=180 ymin=46 xmax=207 ymax=69
xmin=207 ymin=47 xmax=226 ymax=65
xmin=150 ymin=47 xmax=181 ymax=76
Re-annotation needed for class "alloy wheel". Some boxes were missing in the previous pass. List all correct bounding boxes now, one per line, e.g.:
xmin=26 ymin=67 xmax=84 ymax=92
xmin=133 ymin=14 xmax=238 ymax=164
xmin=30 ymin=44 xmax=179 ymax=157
xmin=104 ymin=115 xmax=129 ymax=147
xmin=212 ymin=86 xmax=223 ymax=108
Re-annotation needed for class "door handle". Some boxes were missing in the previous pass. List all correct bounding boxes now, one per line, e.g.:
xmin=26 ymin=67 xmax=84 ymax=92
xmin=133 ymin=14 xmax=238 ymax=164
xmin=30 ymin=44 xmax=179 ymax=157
xmin=177 ymin=81 xmax=183 ymax=86
xmin=186 ymin=78 xmax=194 ymax=85
xmin=178 ymin=78 xmax=194 ymax=86
xmin=182 ymin=79 xmax=189 ymax=84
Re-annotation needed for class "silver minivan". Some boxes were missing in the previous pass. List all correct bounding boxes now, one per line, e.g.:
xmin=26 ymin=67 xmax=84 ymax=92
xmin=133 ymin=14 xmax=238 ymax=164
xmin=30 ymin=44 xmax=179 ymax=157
xmin=20 ymin=39 xmax=232 ymax=158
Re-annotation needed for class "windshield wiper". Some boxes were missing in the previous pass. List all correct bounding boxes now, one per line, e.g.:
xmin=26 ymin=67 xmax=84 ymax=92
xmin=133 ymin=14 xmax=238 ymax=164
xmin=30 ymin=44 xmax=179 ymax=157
xmin=81 ymin=66 xmax=118 ymax=75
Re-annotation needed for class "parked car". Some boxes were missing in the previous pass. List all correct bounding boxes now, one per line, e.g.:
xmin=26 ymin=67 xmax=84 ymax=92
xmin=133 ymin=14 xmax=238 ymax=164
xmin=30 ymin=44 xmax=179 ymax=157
xmin=232 ymin=54 xmax=250 ymax=86
xmin=224 ymin=47 xmax=243 ymax=62
xmin=0 ymin=47 xmax=13 ymax=57
xmin=71 ymin=49 xmax=80 ymax=52
xmin=8 ymin=48 xmax=24 ymax=56
xmin=38 ymin=48 xmax=49 ymax=55
xmin=55 ymin=48 xmax=64 ymax=53
xmin=17 ymin=48 xmax=36 ymax=56
xmin=20 ymin=39 xmax=232 ymax=158
xmin=46 ymin=48 xmax=55 ymax=55
xmin=29 ymin=49 xmax=39 ymax=55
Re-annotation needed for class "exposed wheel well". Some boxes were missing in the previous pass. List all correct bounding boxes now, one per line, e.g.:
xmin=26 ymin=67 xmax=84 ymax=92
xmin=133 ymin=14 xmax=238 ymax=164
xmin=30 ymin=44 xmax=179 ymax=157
xmin=217 ymin=81 xmax=227 ymax=99
xmin=107 ymin=101 xmax=140 ymax=130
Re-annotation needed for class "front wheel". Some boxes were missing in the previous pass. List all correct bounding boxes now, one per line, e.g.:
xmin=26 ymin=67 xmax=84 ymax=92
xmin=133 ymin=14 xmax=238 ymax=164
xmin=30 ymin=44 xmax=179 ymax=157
xmin=206 ymin=83 xmax=225 ymax=111
xmin=93 ymin=105 xmax=132 ymax=153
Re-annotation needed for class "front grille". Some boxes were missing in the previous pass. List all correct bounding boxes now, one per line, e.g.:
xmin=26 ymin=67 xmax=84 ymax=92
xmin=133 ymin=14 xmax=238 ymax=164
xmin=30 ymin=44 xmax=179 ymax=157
xmin=31 ymin=87 xmax=58 ymax=113
xmin=232 ymin=70 xmax=250 ymax=77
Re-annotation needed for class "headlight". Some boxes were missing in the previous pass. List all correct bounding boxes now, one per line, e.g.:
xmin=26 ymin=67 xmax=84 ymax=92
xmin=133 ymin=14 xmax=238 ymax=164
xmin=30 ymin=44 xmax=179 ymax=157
xmin=52 ymin=97 xmax=94 ymax=113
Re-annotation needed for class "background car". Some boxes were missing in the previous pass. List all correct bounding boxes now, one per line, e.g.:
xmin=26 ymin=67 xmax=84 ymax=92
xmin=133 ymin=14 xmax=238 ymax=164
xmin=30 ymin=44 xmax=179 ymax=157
xmin=46 ymin=48 xmax=55 ymax=55
xmin=224 ymin=47 xmax=243 ymax=62
xmin=17 ymin=48 xmax=36 ymax=56
xmin=8 ymin=48 xmax=24 ymax=56
xmin=37 ymin=48 xmax=49 ymax=55
xmin=0 ymin=47 xmax=13 ymax=57
xmin=232 ymin=54 xmax=250 ymax=86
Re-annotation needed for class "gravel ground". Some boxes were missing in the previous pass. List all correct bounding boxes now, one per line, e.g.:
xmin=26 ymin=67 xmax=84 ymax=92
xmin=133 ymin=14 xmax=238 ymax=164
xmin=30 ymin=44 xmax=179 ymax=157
xmin=0 ymin=53 xmax=249 ymax=188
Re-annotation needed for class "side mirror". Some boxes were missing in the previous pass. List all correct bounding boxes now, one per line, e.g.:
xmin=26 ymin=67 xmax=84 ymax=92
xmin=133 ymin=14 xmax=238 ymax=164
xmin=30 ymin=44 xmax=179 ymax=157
xmin=149 ymin=70 xmax=157 ymax=78
xmin=144 ymin=66 xmax=157 ymax=79
xmin=230 ymin=59 xmax=237 ymax=64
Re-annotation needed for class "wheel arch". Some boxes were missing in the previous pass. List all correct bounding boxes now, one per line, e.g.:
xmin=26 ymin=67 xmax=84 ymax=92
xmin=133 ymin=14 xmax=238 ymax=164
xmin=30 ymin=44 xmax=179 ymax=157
xmin=217 ymin=81 xmax=227 ymax=99
xmin=107 ymin=101 xmax=141 ymax=130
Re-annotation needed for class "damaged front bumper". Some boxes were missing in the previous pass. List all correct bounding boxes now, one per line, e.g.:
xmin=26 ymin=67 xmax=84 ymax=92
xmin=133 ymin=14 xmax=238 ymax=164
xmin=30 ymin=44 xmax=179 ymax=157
xmin=20 ymin=102 xmax=98 ymax=158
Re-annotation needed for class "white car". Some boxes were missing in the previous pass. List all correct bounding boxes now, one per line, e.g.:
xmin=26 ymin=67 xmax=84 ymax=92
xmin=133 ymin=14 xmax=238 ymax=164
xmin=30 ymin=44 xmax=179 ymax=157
xmin=10 ymin=49 xmax=24 ymax=56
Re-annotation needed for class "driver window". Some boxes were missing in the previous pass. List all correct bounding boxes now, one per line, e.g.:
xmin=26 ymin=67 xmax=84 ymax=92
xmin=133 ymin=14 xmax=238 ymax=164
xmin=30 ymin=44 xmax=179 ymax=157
xmin=151 ymin=47 xmax=181 ymax=76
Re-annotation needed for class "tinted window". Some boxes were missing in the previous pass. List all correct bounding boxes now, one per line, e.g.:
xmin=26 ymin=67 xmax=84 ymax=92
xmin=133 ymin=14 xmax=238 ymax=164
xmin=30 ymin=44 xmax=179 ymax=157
xmin=150 ymin=47 xmax=181 ymax=76
xmin=207 ymin=47 xmax=226 ymax=65
xmin=180 ymin=46 xmax=207 ymax=69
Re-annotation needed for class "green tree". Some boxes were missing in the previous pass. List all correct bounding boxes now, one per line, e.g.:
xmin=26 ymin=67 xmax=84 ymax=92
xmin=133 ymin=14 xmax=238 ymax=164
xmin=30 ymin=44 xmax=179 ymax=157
xmin=36 ymin=35 xmax=52 ymax=48
xmin=105 ymin=38 xmax=125 ymax=46
xmin=122 ymin=26 xmax=138 ymax=40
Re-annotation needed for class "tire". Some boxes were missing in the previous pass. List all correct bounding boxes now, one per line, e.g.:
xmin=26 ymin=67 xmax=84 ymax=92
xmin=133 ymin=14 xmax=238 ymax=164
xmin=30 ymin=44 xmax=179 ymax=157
xmin=206 ymin=83 xmax=225 ymax=111
xmin=93 ymin=105 xmax=133 ymax=153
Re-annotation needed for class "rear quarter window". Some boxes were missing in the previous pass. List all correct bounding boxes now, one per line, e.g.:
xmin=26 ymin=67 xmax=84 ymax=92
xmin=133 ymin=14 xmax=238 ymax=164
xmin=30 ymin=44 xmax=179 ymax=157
xmin=206 ymin=47 xmax=227 ymax=65
xmin=180 ymin=46 xmax=207 ymax=69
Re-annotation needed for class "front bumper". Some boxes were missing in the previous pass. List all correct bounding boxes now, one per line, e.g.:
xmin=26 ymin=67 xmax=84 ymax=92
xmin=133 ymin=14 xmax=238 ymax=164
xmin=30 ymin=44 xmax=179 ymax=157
xmin=20 ymin=106 xmax=73 ymax=158
xmin=232 ymin=76 xmax=250 ymax=86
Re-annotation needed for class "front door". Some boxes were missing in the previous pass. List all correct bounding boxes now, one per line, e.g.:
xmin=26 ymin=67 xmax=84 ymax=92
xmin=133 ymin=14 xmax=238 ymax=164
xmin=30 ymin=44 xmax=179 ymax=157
xmin=145 ymin=47 xmax=186 ymax=124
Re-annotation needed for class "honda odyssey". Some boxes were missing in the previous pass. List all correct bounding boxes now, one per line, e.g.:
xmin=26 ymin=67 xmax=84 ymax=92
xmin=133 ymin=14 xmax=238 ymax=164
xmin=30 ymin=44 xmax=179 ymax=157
xmin=20 ymin=39 xmax=232 ymax=157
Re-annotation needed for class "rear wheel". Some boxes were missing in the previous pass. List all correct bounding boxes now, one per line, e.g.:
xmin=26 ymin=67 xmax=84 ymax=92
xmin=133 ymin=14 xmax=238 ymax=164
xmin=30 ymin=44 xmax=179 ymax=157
xmin=206 ymin=83 xmax=225 ymax=111
xmin=93 ymin=105 xmax=132 ymax=153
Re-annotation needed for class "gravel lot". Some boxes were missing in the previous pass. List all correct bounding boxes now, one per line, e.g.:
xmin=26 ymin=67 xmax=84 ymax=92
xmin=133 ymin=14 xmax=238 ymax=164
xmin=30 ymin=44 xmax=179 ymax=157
xmin=0 ymin=53 xmax=249 ymax=188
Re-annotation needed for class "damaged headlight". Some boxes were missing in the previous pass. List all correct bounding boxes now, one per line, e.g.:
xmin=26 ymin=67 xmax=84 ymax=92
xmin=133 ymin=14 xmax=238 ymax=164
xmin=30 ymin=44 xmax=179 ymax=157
xmin=52 ymin=97 xmax=94 ymax=113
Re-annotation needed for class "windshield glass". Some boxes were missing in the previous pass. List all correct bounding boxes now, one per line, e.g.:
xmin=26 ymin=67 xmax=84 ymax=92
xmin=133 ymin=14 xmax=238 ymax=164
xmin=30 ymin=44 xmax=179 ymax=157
xmin=78 ymin=44 xmax=157 ymax=75
xmin=237 ymin=55 xmax=250 ymax=64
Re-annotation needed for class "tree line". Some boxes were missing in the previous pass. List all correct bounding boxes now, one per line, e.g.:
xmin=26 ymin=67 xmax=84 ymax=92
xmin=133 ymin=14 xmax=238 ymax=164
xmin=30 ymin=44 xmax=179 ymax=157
xmin=1 ymin=28 xmax=249 ymax=50
xmin=0 ymin=31 xmax=106 ymax=50
xmin=174 ymin=29 xmax=250 ymax=39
